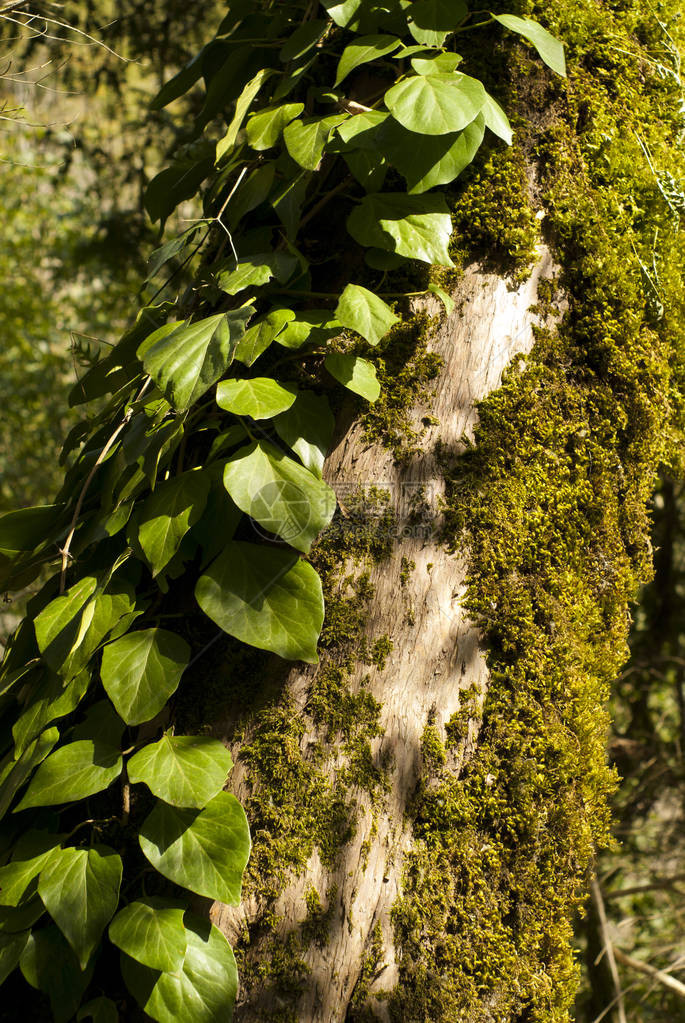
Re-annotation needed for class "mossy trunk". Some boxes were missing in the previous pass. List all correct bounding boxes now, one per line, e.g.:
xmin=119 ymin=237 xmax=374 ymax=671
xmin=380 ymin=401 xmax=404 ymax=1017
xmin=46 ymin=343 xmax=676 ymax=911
xmin=177 ymin=2 xmax=685 ymax=1019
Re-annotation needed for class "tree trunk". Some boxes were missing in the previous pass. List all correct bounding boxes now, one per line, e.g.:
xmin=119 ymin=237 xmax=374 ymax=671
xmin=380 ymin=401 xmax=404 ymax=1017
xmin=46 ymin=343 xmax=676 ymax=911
xmin=210 ymin=250 xmax=566 ymax=1021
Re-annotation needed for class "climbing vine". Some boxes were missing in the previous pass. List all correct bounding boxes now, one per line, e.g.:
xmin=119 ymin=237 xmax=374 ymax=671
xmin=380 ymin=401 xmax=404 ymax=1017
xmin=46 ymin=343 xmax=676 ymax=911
xmin=0 ymin=2 xmax=564 ymax=1018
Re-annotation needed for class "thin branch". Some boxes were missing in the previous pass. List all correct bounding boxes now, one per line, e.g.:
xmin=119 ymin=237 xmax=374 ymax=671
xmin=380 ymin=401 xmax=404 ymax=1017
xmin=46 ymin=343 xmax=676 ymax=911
xmin=613 ymin=947 xmax=685 ymax=998
xmin=591 ymin=880 xmax=628 ymax=1023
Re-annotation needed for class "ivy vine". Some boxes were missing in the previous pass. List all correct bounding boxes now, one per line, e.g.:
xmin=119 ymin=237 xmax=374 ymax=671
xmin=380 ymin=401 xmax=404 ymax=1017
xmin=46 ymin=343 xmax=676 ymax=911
xmin=0 ymin=1 xmax=565 ymax=1019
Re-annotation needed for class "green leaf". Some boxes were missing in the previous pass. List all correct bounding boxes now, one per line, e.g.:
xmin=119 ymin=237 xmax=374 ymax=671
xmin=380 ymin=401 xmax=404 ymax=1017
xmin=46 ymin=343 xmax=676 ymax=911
xmin=246 ymin=103 xmax=304 ymax=150
xmin=20 ymin=926 xmax=93 ymax=1023
xmin=38 ymin=845 xmax=122 ymax=969
xmin=411 ymin=52 xmax=462 ymax=74
xmin=343 ymin=149 xmax=388 ymax=192
xmin=283 ymin=115 xmax=347 ymax=170
xmin=225 ymin=164 xmax=276 ymax=228
xmin=0 ymin=830 xmax=62 ymax=906
xmin=385 ymin=73 xmax=486 ymax=135
xmin=336 ymin=284 xmax=399 ymax=345
xmin=0 ymin=931 xmax=29 ymax=986
xmin=146 ymin=226 xmax=201 ymax=282
xmin=335 ymin=35 xmax=401 ymax=85
xmin=233 ymin=309 xmax=295 ymax=366
xmin=77 ymin=996 xmax=119 ymax=1023
xmin=321 ymin=0 xmax=362 ymax=28
xmin=274 ymin=391 xmax=335 ymax=478
xmin=324 ymin=353 xmax=381 ymax=402
xmin=222 ymin=441 xmax=336 ymax=553
xmin=14 ymin=738 xmax=122 ymax=810
xmin=216 ymin=378 xmax=297 ymax=420
xmin=195 ymin=541 xmax=324 ymax=662
xmin=275 ymin=309 xmax=341 ymax=349
xmin=134 ymin=470 xmax=210 ymax=577
xmin=0 ymin=505 xmax=63 ymax=556
xmin=337 ymin=109 xmax=389 ymax=147
xmin=481 ymin=91 xmax=513 ymax=145
xmin=145 ymin=148 xmax=215 ymax=224
xmin=407 ymin=0 xmax=467 ymax=46
xmin=0 ymin=897 xmax=45 ymax=936
xmin=100 ymin=628 xmax=190 ymax=726
xmin=347 ymin=192 xmax=454 ymax=265
xmin=216 ymin=68 xmax=274 ymax=162
xmin=216 ymin=252 xmax=298 ymax=296
xmin=139 ymin=791 xmax=250 ymax=904
xmin=0 ymin=727 xmax=60 ymax=821
xmin=378 ymin=114 xmax=485 ymax=193
xmin=12 ymin=669 xmax=90 ymax=758
xmin=493 ymin=14 xmax=566 ymax=76
xmin=33 ymin=576 xmax=97 ymax=673
xmin=280 ymin=20 xmax=327 ymax=61
xmin=139 ymin=309 xmax=253 ymax=411
xmin=72 ymin=700 xmax=127 ymax=746
xmin=272 ymin=170 xmax=310 ymax=237
xmin=150 ymin=45 xmax=207 ymax=110
xmin=128 ymin=734 xmax=234 ymax=809
xmin=109 ymin=897 xmax=187 ymax=973
xmin=121 ymin=916 xmax=238 ymax=1023
xmin=428 ymin=283 xmax=455 ymax=314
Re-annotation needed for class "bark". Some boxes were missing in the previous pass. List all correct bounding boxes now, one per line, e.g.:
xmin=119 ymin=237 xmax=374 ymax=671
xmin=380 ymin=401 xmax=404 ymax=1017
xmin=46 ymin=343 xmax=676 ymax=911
xmin=212 ymin=249 xmax=559 ymax=1022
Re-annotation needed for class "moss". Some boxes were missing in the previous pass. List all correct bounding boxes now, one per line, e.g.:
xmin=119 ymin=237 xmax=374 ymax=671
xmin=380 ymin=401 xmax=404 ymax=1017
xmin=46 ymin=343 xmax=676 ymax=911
xmin=348 ymin=923 xmax=386 ymax=1021
xmin=385 ymin=1 xmax=685 ymax=1021
xmin=302 ymin=883 xmax=338 ymax=947
xmin=420 ymin=723 xmax=446 ymax=772
xmin=362 ymin=313 xmax=443 ymax=464
xmin=399 ymin=556 xmax=415 ymax=587
xmin=369 ymin=635 xmax=393 ymax=671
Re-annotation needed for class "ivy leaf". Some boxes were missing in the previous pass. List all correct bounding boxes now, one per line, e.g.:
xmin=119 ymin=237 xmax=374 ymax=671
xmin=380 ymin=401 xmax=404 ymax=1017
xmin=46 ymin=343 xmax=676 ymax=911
xmin=407 ymin=0 xmax=467 ymax=46
xmin=275 ymin=309 xmax=341 ymax=349
xmin=233 ymin=309 xmax=295 ymax=366
xmin=216 ymin=252 xmax=298 ymax=296
xmin=134 ymin=470 xmax=211 ymax=577
xmin=280 ymin=20 xmax=327 ymax=61
xmin=337 ymin=110 xmax=389 ymax=148
xmin=146 ymin=226 xmax=201 ymax=282
xmin=100 ymin=628 xmax=190 ymax=726
xmin=428 ymin=283 xmax=455 ymax=314
xmin=335 ymin=35 xmax=402 ymax=85
xmin=21 ymin=926 xmax=94 ymax=1023
xmin=343 ymin=148 xmax=388 ymax=192
xmin=139 ymin=310 xmax=253 ymax=411
xmin=12 ymin=669 xmax=90 ymax=758
xmin=411 ymin=52 xmax=462 ymax=75
xmin=121 ymin=916 xmax=238 ymax=1023
xmin=0 ymin=931 xmax=29 ymax=986
xmin=324 ymin=353 xmax=381 ymax=402
xmin=222 ymin=441 xmax=337 ymax=553
xmin=216 ymin=68 xmax=275 ymax=162
xmin=38 ymin=845 xmax=122 ymax=969
xmin=225 ymin=164 xmax=276 ymax=228
xmin=127 ymin=734 xmax=234 ymax=809
xmin=347 ymin=192 xmax=454 ymax=266
xmin=493 ymin=14 xmax=566 ymax=77
xmin=283 ymin=115 xmax=348 ymax=170
xmin=0 ymin=897 xmax=45 ymax=936
xmin=378 ymin=114 xmax=485 ymax=193
xmin=14 ymin=738 xmax=122 ymax=810
xmin=272 ymin=170 xmax=310 ymax=237
xmin=216 ymin=378 xmax=297 ymax=420
xmin=33 ymin=576 xmax=97 ymax=673
xmin=246 ymin=103 xmax=304 ymax=150
xmin=321 ymin=0 xmax=362 ymax=29
xmin=145 ymin=147 xmax=215 ymax=224
xmin=481 ymin=92 xmax=513 ymax=146
xmin=0 ymin=505 xmax=64 ymax=556
xmin=195 ymin=541 xmax=324 ymax=663
xmin=139 ymin=791 xmax=250 ymax=904
xmin=109 ymin=897 xmax=187 ymax=973
xmin=385 ymin=73 xmax=486 ymax=135
xmin=0 ymin=829 xmax=62 ymax=907
xmin=77 ymin=997 xmax=119 ymax=1023
xmin=336 ymin=284 xmax=399 ymax=345
xmin=274 ymin=391 xmax=336 ymax=478
xmin=0 ymin=727 xmax=60 ymax=821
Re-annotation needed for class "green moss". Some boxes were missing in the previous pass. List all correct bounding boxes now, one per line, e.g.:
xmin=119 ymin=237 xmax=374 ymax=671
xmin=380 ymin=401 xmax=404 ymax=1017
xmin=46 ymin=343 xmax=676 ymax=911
xmin=420 ymin=723 xmax=446 ymax=772
xmin=400 ymin=556 xmax=415 ymax=586
xmin=385 ymin=1 xmax=685 ymax=1021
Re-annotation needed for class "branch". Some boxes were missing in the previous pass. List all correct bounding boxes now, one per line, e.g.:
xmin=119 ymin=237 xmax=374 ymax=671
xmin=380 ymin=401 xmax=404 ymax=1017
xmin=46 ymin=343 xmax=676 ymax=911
xmin=613 ymin=947 xmax=685 ymax=998
xmin=591 ymin=880 xmax=628 ymax=1023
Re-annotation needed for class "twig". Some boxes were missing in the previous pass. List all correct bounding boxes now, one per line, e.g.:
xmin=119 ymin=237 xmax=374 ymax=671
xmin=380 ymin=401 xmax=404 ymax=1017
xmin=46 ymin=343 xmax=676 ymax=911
xmin=613 ymin=947 xmax=685 ymax=998
xmin=591 ymin=880 xmax=628 ymax=1023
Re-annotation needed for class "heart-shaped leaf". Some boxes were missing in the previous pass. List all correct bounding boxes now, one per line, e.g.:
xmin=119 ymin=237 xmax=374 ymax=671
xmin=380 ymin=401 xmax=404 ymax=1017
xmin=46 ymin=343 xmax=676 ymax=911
xmin=139 ymin=791 xmax=250 ymax=904
xmin=335 ymin=34 xmax=401 ymax=85
xmin=100 ymin=628 xmax=190 ymax=726
xmin=127 ymin=733 xmax=234 ymax=808
xmin=324 ymin=353 xmax=381 ymax=402
xmin=378 ymin=114 xmax=485 ymax=193
xmin=274 ymin=391 xmax=335 ymax=478
xmin=195 ymin=541 xmax=324 ymax=663
xmin=109 ymin=897 xmax=187 ymax=973
xmin=133 ymin=470 xmax=210 ymax=577
xmin=347 ymin=192 xmax=454 ymax=265
xmin=38 ymin=845 xmax=122 ymax=969
xmin=246 ymin=103 xmax=304 ymax=150
xmin=20 ymin=926 xmax=93 ymax=1023
xmin=335 ymin=284 xmax=399 ymax=345
xmin=216 ymin=378 xmax=297 ymax=420
xmin=15 ymin=738 xmax=122 ymax=810
xmin=385 ymin=73 xmax=486 ymax=135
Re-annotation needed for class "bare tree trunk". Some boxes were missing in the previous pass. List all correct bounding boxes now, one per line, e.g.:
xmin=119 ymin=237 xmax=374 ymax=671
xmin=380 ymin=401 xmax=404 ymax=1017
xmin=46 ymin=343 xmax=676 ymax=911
xmin=211 ymin=250 xmax=561 ymax=1022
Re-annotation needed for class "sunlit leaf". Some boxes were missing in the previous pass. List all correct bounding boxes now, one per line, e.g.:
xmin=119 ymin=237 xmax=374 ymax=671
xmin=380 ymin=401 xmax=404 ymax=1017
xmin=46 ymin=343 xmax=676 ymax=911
xmin=385 ymin=73 xmax=486 ymax=135
xmin=347 ymin=192 xmax=454 ymax=265
xmin=134 ymin=470 xmax=210 ymax=577
xmin=324 ymin=353 xmax=381 ymax=402
xmin=109 ymin=897 xmax=187 ymax=973
xmin=127 ymin=733 xmax=234 ymax=809
xmin=274 ymin=391 xmax=335 ymax=478
xmin=216 ymin=377 xmax=297 ymax=420
xmin=335 ymin=35 xmax=401 ymax=85
xmin=336 ymin=284 xmax=399 ymax=345
xmin=15 ymin=738 xmax=122 ymax=810
xmin=246 ymin=103 xmax=304 ymax=150
xmin=493 ymin=14 xmax=566 ymax=76
xmin=100 ymin=628 xmax=190 ymax=726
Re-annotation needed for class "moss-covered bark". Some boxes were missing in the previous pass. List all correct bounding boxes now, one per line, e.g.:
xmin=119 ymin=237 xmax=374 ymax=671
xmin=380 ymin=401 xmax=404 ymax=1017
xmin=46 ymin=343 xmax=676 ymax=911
xmin=185 ymin=2 xmax=685 ymax=1019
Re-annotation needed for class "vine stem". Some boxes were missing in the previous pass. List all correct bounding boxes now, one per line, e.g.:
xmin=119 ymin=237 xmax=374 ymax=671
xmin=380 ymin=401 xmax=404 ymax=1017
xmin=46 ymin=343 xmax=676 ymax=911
xmin=299 ymin=174 xmax=354 ymax=230
xmin=59 ymin=377 xmax=151 ymax=593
